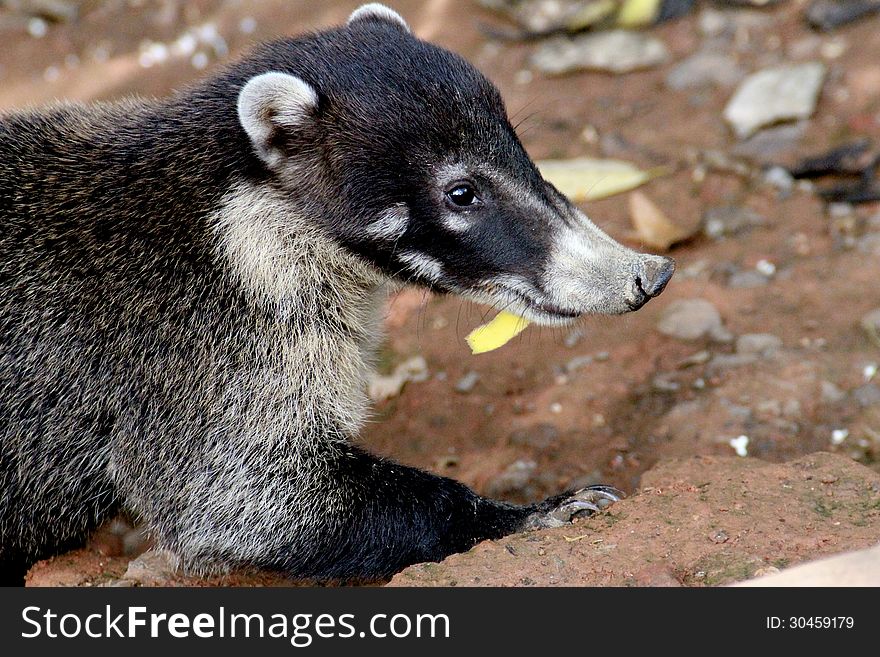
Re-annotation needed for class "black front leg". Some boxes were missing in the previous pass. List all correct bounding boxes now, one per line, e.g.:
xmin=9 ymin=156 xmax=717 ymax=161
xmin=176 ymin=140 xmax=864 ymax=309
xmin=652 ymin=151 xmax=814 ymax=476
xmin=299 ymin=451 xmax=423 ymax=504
xmin=268 ymin=445 xmax=620 ymax=581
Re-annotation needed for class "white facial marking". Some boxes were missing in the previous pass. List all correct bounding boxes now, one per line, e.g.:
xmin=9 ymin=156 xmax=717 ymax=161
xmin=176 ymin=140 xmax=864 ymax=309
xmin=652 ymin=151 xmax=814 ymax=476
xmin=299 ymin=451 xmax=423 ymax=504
xmin=398 ymin=250 xmax=444 ymax=282
xmin=347 ymin=3 xmax=410 ymax=32
xmin=211 ymin=181 xmax=384 ymax=310
xmin=441 ymin=214 xmax=471 ymax=233
xmin=366 ymin=204 xmax=409 ymax=241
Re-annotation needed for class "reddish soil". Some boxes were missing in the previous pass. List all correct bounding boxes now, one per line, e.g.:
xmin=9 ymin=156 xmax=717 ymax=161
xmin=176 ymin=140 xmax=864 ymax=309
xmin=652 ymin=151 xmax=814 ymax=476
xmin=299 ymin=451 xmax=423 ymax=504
xmin=390 ymin=452 xmax=880 ymax=587
xmin=4 ymin=0 xmax=880 ymax=586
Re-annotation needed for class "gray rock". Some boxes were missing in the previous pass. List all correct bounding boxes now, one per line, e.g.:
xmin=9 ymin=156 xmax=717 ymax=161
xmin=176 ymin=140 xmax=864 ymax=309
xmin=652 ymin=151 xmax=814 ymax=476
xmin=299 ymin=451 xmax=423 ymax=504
xmin=656 ymin=299 xmax=733 ymax=342
xmin=728 ymin=270 xmax=770 ymax=288
xmin=820 ymin=380 xmax=847 ymax=404
xmin=708 ymin=353 xmax=759 ymax=372
xmin=783 ymin=399 xmax=802 ymax=419
xmin=666 ymin=50 xmax=745 ymax=90
xmin=531 ymin=30 xmax=669 ymax=75
xmin=763 ymin=165 xmax=795 ymax=196
xmin=565 ymin=354 xmax=594 ymax=373
xmin=123 ymin=549 xmax=178 ymax=585
xmin=678 ymin=350 xmax=711 ymax=367
xmin=485 ymin=459 xmax=537 ymax=498
xmin=853 ymin=384 xmax=880 ymax=408
xmin=720 ymin=398 xmax=753 ymax=422
xmin=698 ymin=7 xmax=775 ymax=39
xmin=509 ymin=423 xmax=560 ymax=448
xmin=787 ymin=34 xmax=823 ymax=60
xmin=652 ymin=376 xmax=681 ymax=392
xmin=857 ymin=234 xmax=880 ymax=256
xmin=736 ymin=333 xmax=783 ymax=357
xmin=724 ymin=62 xmax=826 ymax=139
xmin=563 ymin=328 xmax=585 ymax=348
xmin=703 ymin=206 xmax=767 ymax=240
xmin=827 ymin=202 xmax=855 ymax=219
xmin=731 ymin=122 xmax=806 ymax=163
xmin=455 ymin=370 xmax=480 ymax=394
xmin=862 ymin=308 xmax=880 ymax=343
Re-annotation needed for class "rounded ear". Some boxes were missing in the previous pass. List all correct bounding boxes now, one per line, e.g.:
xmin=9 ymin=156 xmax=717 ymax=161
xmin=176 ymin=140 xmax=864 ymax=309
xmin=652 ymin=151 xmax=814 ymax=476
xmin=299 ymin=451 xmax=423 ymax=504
xmin=237 ymin=71 xmax=318 ymax=167
xmin=347 ymin=3 xmax=410 ymax=32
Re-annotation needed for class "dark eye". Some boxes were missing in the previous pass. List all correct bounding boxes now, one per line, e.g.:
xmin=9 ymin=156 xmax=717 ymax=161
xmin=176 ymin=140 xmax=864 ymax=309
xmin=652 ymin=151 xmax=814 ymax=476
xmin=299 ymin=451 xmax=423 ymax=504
xmin=446 ymin=183 xmax=480 ymax=208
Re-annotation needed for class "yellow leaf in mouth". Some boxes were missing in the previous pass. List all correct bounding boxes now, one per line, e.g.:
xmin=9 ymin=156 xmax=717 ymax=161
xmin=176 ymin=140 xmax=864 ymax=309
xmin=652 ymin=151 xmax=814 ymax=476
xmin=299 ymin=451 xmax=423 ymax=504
xmin=466 ymin=311 xmax=531 ymax=354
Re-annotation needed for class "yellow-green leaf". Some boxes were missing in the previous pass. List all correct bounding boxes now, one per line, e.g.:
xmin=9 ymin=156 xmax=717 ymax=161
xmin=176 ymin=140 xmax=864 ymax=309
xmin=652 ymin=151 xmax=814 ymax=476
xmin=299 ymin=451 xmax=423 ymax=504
xmin=537 ymin=157 xmax=667 ymax=202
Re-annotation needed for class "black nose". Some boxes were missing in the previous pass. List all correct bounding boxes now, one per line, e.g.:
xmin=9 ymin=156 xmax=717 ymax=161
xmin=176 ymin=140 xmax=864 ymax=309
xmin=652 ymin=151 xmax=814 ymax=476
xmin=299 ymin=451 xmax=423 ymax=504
xmin=637 ymin=257 xmax=675 ymax=298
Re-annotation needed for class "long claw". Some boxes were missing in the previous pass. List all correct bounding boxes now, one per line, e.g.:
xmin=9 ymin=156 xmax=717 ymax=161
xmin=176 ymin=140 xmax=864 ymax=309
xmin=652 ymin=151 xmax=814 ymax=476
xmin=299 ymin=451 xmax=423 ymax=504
xmin=523 ymin=484 xmax=624 ymax=530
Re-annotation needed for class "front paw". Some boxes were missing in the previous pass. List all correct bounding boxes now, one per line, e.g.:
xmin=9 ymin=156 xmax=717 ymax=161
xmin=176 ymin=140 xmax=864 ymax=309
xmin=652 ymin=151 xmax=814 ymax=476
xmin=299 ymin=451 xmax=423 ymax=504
xmin=523 ymin=485 xmax=623 ymax=530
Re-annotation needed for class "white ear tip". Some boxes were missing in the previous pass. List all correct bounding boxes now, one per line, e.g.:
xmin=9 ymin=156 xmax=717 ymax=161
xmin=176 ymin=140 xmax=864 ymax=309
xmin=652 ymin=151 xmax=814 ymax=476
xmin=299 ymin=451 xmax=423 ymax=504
xmin=237 ymin=72 xmax=318 ymax=164
xmin=237 ymin=71 xmax=318 ymax=132
xmin=347 ymin=3 xmax=409 ymax=32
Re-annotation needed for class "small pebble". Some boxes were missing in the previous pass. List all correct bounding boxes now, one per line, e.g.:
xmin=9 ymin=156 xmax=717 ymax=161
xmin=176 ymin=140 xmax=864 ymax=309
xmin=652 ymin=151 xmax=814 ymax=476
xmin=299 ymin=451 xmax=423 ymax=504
xmin=831 ymin=428 xmax=849 ymax=446
xmin=565 ymin=355 xmax=593 ymax=373
xmin=652 ymin=376 xmax=680 ymax=392
xmin=564 ymin=329 xmax=585 ymax=348
xmin=703 ymin=206 xmax=766 ymax=240
xmin=821 ymin=380 xmax=846 ymax=404
xmin=820 ymin=38 xmax=847 ymax=60
xmin=509 ymin=423 xmax=560 ymax=448
xmin=728 ymin=270 xmax=770 ymax=288
xmin=736 ymin=333 xmax=782 ymax=357
xmin=191 ymin=51 xmax=209 ymax=69
xmin=513 ymin=69 xmax=533 ymax=85
xmin=755 ymin=259 xmax=776 ymax=277
xmin=239 ymin=16 xmax=257 ymax=34
xmin=43 ymin=66 xmax=60 ymax=82
xmin=709 ymin=529 xmax=729 ymax=544
xmin=455 ymin=371 xmax=480 ymax=394
xmin=827 ymin=202 xmax=854 ymax=219
xmin=861 ymin=309 xmax=880 ymax=343
xmin=762 ymin=166 xmax=794 ymax=195
xmin=853 ymin=384 xmax=880 ymax=408
xmin=729 ymin=435 xmax=749 ymax=457
xmin=657 ymin=299 xmax=732 ymax=342
xmin=172 ymin=33 xmax=197 ymax=57
xmin=752 ymin=566 xmax=780 ymax=578
xmin=486 ymin=460 xmax=536 ymax=498
xmin=27 ymin=17 xmax=48 ymax=38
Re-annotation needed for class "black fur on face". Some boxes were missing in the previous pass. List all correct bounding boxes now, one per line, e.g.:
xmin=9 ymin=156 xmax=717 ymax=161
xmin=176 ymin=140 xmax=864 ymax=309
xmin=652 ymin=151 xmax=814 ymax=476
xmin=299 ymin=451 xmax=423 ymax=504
xmin=229 ymin=19 xmax=558 ymax=295
xmin=226 ymin=12 xmax=671 ymax=323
